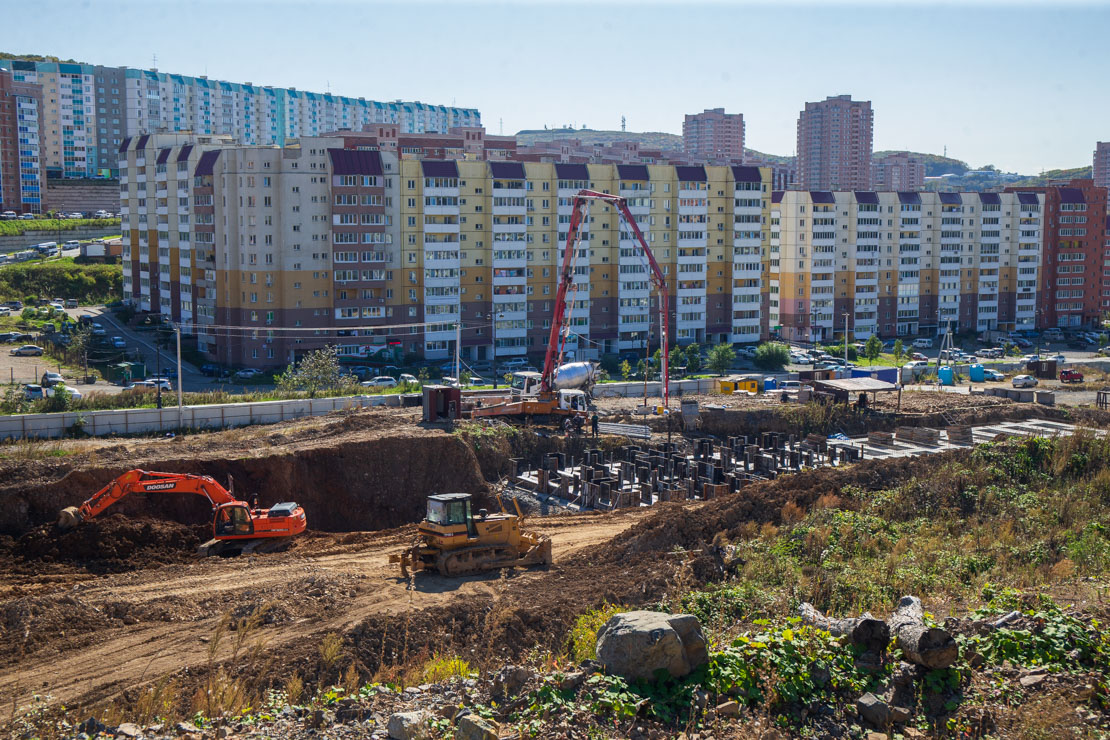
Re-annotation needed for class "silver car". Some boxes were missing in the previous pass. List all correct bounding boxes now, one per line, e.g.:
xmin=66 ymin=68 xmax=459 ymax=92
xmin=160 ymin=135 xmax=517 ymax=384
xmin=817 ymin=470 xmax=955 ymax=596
xmin=1012 ymin=374 xmax=1038 ymax=388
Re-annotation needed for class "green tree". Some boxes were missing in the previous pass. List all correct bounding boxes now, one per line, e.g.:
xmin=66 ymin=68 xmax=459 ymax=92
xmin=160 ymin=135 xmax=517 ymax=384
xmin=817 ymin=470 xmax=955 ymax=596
xmin=864 ymin=334 xmax=882 ymax=365
xmin=619 ymin=359 xmax=632 ymax=381
xmin=752 ymin=342 xmax=789 ymax=371
xmin=892 ymin=339 xmax=905 ymax=366
xmin=708 ymin=342 xmax=738 ymax=375
xmin=668 ymin=345 xmax=686 ymax=373
xmin=635 ymin=358 xmax=648 ymax=379
xmin=274 ymin=346 xmax=356 ymax=398
xmin=685 ymin=343 xmax=702 ymax=373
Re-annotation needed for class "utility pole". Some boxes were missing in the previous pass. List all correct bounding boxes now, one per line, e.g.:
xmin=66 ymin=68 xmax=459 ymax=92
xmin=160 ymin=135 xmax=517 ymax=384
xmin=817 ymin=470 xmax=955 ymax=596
xmin=843 ymin=312 xmax=850 ymax=366
xmin=175 ymin=322 xmax=183 ymax=425
xmin=454 ymin=319 xmax=461 ymax=386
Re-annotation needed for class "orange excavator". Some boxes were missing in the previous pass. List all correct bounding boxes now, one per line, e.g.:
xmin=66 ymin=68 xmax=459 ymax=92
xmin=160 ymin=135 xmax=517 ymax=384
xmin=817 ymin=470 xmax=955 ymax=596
xmin=57 ymin=469 xmax=307 ymax=556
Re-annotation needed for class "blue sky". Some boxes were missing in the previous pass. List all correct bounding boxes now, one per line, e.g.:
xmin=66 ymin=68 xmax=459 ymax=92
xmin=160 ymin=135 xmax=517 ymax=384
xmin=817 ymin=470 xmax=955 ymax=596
xmin=7 ymin=0 xmax=1109 ymax=173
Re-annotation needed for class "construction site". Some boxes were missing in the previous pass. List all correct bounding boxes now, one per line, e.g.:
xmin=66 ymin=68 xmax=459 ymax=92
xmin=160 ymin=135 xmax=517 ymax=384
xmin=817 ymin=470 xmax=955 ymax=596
xmin=3 ymin=189 xmax=1109 ymax=739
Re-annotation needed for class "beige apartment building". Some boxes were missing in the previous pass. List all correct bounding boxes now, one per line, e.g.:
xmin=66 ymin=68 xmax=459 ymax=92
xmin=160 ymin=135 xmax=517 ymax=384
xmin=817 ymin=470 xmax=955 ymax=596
xmin=121 ymin=135 xmax=773 ymax=367
xmin=768 ymin=190 xmax=1043 ymax=343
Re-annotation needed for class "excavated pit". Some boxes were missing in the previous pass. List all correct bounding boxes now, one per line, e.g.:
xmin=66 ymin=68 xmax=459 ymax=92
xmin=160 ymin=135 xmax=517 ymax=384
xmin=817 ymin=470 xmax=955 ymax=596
xmin=0 ymin=428 xmax=492 ymax=577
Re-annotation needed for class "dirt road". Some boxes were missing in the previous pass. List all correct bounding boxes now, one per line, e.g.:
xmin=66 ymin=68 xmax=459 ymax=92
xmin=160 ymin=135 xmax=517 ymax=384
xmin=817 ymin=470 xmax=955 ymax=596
xmin=0 ymin=508 xmax=655 ymax=710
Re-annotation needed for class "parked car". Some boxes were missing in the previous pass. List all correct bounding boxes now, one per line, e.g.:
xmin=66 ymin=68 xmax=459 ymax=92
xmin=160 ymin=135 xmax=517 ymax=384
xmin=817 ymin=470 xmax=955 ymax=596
xmin=234 ymin=368 xmax=262 ymax=379
xmin=912 ymin=338 xmax=933 ymax=349
xmin=123 ymin=380 xmax=160 ymax=391
xmin=10 ymin=344 xmax=43 ymax=356
xmin=983 ymin=369 xmax=1005 ymax=382
xmin=399 ymin=373 xmax=419 ymax=385
xmin=1012 ymin=374 xmax=1038 ymax=388
xmin=200 ymin=363 xmax=222 ymax=376
xmin=3 ymin=301 xmax=22 ymax=310
xmin=361 ymin=376 xmax=398 ymax=388
xmin=41 ymin=372 xmax=64 ymax=387
xmin=90 ymin=323 xmax=106 ymax=336
xmin=1014 ymin=338 xmax=1032 ymax=348
xmin=911 ymin=352 xmax=928 ymax=362
xmin=1049 ymin=354 xmax=1067 ymax=364
xmin=0 ymin=211 xmax=16 ymax=220
xmin=502 ymin=358 xmax=528 ymax=369
xmin=23 ymin=384 xmax=46 ymax=400
xmin=63 ymin=240 xmax=80 ymax=250
xmin=110 ymin=336 xmax=126 ymax=349
xmin=1060 ymin=369 xmax=1085 ymax=383
xmin=64 ymin=298 xmax=78 ymax=308
xmin=18 ymin=213 xmax=34 ymax=220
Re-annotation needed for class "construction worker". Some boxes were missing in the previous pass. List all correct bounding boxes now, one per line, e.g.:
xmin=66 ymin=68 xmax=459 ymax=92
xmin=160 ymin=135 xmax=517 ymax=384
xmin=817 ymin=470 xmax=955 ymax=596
xmin=591 ymin=412 xmax=599 ymax=439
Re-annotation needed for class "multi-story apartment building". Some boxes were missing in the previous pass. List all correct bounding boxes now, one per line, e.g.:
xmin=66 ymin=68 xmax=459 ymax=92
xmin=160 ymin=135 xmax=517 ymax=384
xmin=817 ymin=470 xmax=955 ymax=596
xmin=796 ymin=95 xmax=873 ymax=191
xmin=871 ymin=152 xmax=924 ymax=192
xmin=1006 ymin=179 xmax=1108 ymax=328
xmin=1094 ymin=142 xmax=1110 ymax=201
xmin=768 ymin=190 xmax=1043 ymax=342
xmin=121 ymin=136 xmax=774 ymax=366
xmin=1 ymin=58 xmax=481 ymax=179
xmin=0 ymin=60 xmax=99 ymax=178
xmin=683 ymin=108 xmax=744 ymax=163
xmin=0 ymin=68 xmax=45 ymax=214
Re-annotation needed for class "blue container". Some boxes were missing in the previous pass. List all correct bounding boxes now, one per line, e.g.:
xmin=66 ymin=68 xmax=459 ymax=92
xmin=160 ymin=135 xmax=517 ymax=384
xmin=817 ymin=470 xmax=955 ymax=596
xmin=938 ymin=366 xmax=955 ymax=386
xmin=969 ymin=364 xmax=985 ymax=382
xmin=851 ymin=366 xmax=898 ymax=384
xmin=763 ymin=377 xmax=777 ymax=391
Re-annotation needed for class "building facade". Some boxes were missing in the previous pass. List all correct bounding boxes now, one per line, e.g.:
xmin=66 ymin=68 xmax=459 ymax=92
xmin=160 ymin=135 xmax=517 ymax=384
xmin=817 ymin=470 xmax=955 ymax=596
xmin=1 ymin=58 xmax=481 ymax=179
xmin=1094 ymin=142 xmax=1110 ymax=201
xmin=1005 ymin=179 xmax=1108 ymax=328
xmin=121 ymin=136 xmax=774 ymax=367
xmin=768 ymin=190 xmax=1043 ymax=342
xmin=0 ymin=68 xmax=45 ymax=214
xmin=683 ymin=108 xmax=744 ymax=163
xmin=871 ymin=152 xmax=924 ymax=192
xmin=795 ymin=95 xmax=873 ymax=191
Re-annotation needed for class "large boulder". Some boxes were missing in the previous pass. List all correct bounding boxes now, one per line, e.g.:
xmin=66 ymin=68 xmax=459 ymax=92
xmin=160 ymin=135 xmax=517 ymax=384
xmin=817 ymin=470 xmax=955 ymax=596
xmin=387 ymin=710 xmax=430 ymax=740
xmin=596 ymin=611 xmax=708 ymax=682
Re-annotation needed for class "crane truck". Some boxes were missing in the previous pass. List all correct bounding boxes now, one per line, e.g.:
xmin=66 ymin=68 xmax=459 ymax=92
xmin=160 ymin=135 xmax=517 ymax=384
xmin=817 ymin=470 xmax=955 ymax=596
xmin=58 ymin=469 xmax=307 ymax=556
xmin=469 ymin=190 xmax=670 ymax=420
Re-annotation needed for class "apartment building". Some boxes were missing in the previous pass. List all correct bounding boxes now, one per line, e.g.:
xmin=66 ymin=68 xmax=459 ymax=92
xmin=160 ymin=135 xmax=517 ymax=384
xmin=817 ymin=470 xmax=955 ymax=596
xmin=515 ymin=137 xmax=672 ymax=165
xmin=1005 ymin=179 xmax=1108 ymax=328
xmin=1094 ymin=142 xmax=1110 ymax=201
xmin=871 ymin=152 xmax=924 ymax=192
xmin=0 ymin=68 xmax=45 ymax=214
xmin=683 ymin=108 xmax=744 ymax=163
xmin=2 ymin=58 xmax=481 ymax=178
xmin=121 ymin=136 xmax=774 ymax=367
xmin=796 ymin=95 xmax=873 ymax=191
xmin=768 ymin=190 xmax=1043 ymax=342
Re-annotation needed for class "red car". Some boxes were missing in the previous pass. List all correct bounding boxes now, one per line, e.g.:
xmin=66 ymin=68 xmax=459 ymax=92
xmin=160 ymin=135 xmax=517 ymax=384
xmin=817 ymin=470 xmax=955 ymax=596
xmin=1060 ymin=369 xmax=1084 ymax=383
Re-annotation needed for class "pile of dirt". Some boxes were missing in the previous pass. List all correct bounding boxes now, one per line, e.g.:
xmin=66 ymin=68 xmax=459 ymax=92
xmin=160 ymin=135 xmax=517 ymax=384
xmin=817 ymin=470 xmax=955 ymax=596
xmin=5 ymin=515 xmax=206 ymax=572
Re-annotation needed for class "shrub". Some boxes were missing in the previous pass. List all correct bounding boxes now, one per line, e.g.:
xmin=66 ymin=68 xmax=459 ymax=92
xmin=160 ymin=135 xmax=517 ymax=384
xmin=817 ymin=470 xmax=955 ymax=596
xmin=753 ymin=342 xmax=790 ymax=370
xmin=566 ymin=604 xmax=628 ymax=662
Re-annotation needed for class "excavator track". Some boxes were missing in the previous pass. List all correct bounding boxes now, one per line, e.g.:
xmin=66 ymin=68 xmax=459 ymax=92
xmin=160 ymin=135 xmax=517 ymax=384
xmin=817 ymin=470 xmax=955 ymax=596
xmin=197 ymin=536 xmax=294 ymax=558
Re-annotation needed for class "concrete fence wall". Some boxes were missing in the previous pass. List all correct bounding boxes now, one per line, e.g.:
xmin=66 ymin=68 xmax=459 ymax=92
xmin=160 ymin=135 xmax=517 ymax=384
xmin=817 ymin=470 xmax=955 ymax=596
xmin=0 ymin=225 xmax=121 ymax=254
xmin=0 ymin=379 xmax=711 ymax=441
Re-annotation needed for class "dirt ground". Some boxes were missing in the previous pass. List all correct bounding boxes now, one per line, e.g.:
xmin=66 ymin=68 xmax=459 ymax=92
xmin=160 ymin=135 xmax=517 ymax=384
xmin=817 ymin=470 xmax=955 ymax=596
xmin=1 ymin=397 xmax=1105 ymax=721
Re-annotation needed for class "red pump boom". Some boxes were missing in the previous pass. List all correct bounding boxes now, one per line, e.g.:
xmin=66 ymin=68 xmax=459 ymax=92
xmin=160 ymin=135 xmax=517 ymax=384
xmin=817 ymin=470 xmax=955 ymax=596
xmin=542 ymin=190 xmax=670 ymax=407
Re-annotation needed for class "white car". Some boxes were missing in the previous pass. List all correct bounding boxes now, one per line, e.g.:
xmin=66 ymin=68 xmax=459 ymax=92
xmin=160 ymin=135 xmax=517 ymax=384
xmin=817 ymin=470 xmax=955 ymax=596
xmin=54 ymin=385 xmax=82 ymax=401
xmin=0 ymin=211 xmax=16 ymax=220
xmin=234 ymin=368 xmax=262 ymax=379
xmin=63 ymin=240 xmax=80 ymax=249
xmin=1012 ymin=374 xmax=1038 ymax=388
xmin=361 ymin=376 xmax=398 ymax=388
xmin=399 ymin=373 xmax=419 ymax=384
xmin=90 ymin=323 xmax=107 ymax=336
xmin=1049 ymin=354 xmax=1067 ymax=364
xmin=48 ymin=302 xmax=64 ymax=310
xmin=983 ymin=369 xmax=1005 ymax=382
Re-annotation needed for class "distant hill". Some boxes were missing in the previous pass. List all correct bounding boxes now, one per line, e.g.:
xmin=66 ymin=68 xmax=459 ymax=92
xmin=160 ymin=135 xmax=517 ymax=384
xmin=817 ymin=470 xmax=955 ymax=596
xmin=875 ymin=150 xmax=970 ymax=177
xmin=515 ymin=128 xmax=797 ymax=164
xmin=1006 ymin=166 xmax=1093 ymax=188
xmin=0 ymin=51 xmax=84 ymax=64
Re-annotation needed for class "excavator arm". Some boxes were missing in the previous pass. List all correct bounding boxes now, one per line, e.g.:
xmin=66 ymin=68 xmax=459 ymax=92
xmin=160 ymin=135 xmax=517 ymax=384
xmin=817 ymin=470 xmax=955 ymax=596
xmin=59 ymin=469 xmax=240 ymax=529
xmin=541 ymin=189 xmax=670 ymax=406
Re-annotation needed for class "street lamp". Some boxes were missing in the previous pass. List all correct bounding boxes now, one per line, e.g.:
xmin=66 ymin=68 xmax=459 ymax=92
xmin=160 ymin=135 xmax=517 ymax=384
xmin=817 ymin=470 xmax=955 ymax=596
xmin=485 ymin=310 xmax=504 ymax=388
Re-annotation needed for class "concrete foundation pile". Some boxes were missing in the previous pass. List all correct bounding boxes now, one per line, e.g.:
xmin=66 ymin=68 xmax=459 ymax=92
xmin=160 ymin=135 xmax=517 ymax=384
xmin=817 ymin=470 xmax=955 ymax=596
xmin=513 ymin=432 xmax=864 ymax=511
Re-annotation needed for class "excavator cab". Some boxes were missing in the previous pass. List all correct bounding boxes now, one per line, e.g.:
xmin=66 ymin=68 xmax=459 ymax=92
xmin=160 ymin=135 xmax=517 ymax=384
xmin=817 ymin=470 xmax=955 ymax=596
xmin=213 ymin=503 xmax=255 ymax=538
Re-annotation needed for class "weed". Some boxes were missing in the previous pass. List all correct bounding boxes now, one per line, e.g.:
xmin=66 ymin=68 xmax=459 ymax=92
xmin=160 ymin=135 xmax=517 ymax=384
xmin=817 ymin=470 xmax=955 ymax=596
xmin=566 ymin=604 xmax=628 ymax=663
xmin=422 ymin=654 xmax=473 ymax=683
xmin=283 ymin=674 xmax=304 ymax=706
xmin=319 ymin=632 xmax=344 ymax=672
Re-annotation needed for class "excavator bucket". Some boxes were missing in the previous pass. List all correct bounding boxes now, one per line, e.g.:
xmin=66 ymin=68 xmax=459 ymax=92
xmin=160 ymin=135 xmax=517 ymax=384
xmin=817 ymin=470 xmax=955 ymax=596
xmin=58 ymin=506 xmax=81 ymax=531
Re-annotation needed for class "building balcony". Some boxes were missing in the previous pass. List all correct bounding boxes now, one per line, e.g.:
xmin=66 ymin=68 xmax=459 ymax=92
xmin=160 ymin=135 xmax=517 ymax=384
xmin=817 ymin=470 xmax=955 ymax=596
xmin=676 ymin=236 xmax=707 ymax=248
xmin=119 ymin=174 xmax=128 ymax=186
xmin=424 ymin=187 xmax=459 ymax=198
xmin=733 ymin=267 xmax=760 ymax=280
xmin=491 ymin=222 xmax=527 ymax=234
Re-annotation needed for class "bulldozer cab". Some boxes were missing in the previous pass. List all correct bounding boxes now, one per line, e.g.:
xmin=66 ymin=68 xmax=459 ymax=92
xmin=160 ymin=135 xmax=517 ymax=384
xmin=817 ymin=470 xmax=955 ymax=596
xmin=214 ymin=503 xmax=254 ymax=537
xmin=426 ymin=493 xmax=477 ymax=538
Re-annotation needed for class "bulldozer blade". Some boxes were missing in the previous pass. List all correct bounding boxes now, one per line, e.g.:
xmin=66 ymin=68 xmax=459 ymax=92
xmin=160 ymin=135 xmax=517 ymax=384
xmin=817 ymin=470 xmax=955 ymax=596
xmin=390 ymin=551 xmax=412 ymax=578
xmin=57 ymin=506 xmax=81 ymax=531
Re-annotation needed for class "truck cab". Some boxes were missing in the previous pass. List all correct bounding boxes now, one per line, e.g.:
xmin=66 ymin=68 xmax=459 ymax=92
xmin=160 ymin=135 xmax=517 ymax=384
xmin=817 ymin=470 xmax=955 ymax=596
xmin=510 ymin=371 xmax=543 ymax=396
xmin=558 ymin=389 xmax=588 ymax=412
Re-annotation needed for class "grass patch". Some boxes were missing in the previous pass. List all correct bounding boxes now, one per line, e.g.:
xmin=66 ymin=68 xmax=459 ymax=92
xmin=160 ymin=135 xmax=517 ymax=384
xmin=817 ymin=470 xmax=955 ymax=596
xmin=565 ymin=604 xmax=629 ymax=663
xmin=0 ymin=217 xmax=120 ymax=237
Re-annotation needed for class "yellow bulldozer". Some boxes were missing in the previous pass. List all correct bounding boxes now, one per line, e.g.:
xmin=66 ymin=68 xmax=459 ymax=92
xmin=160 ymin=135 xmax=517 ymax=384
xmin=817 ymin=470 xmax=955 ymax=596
xmin=391 ymin=492 xmax=552 ymax=577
